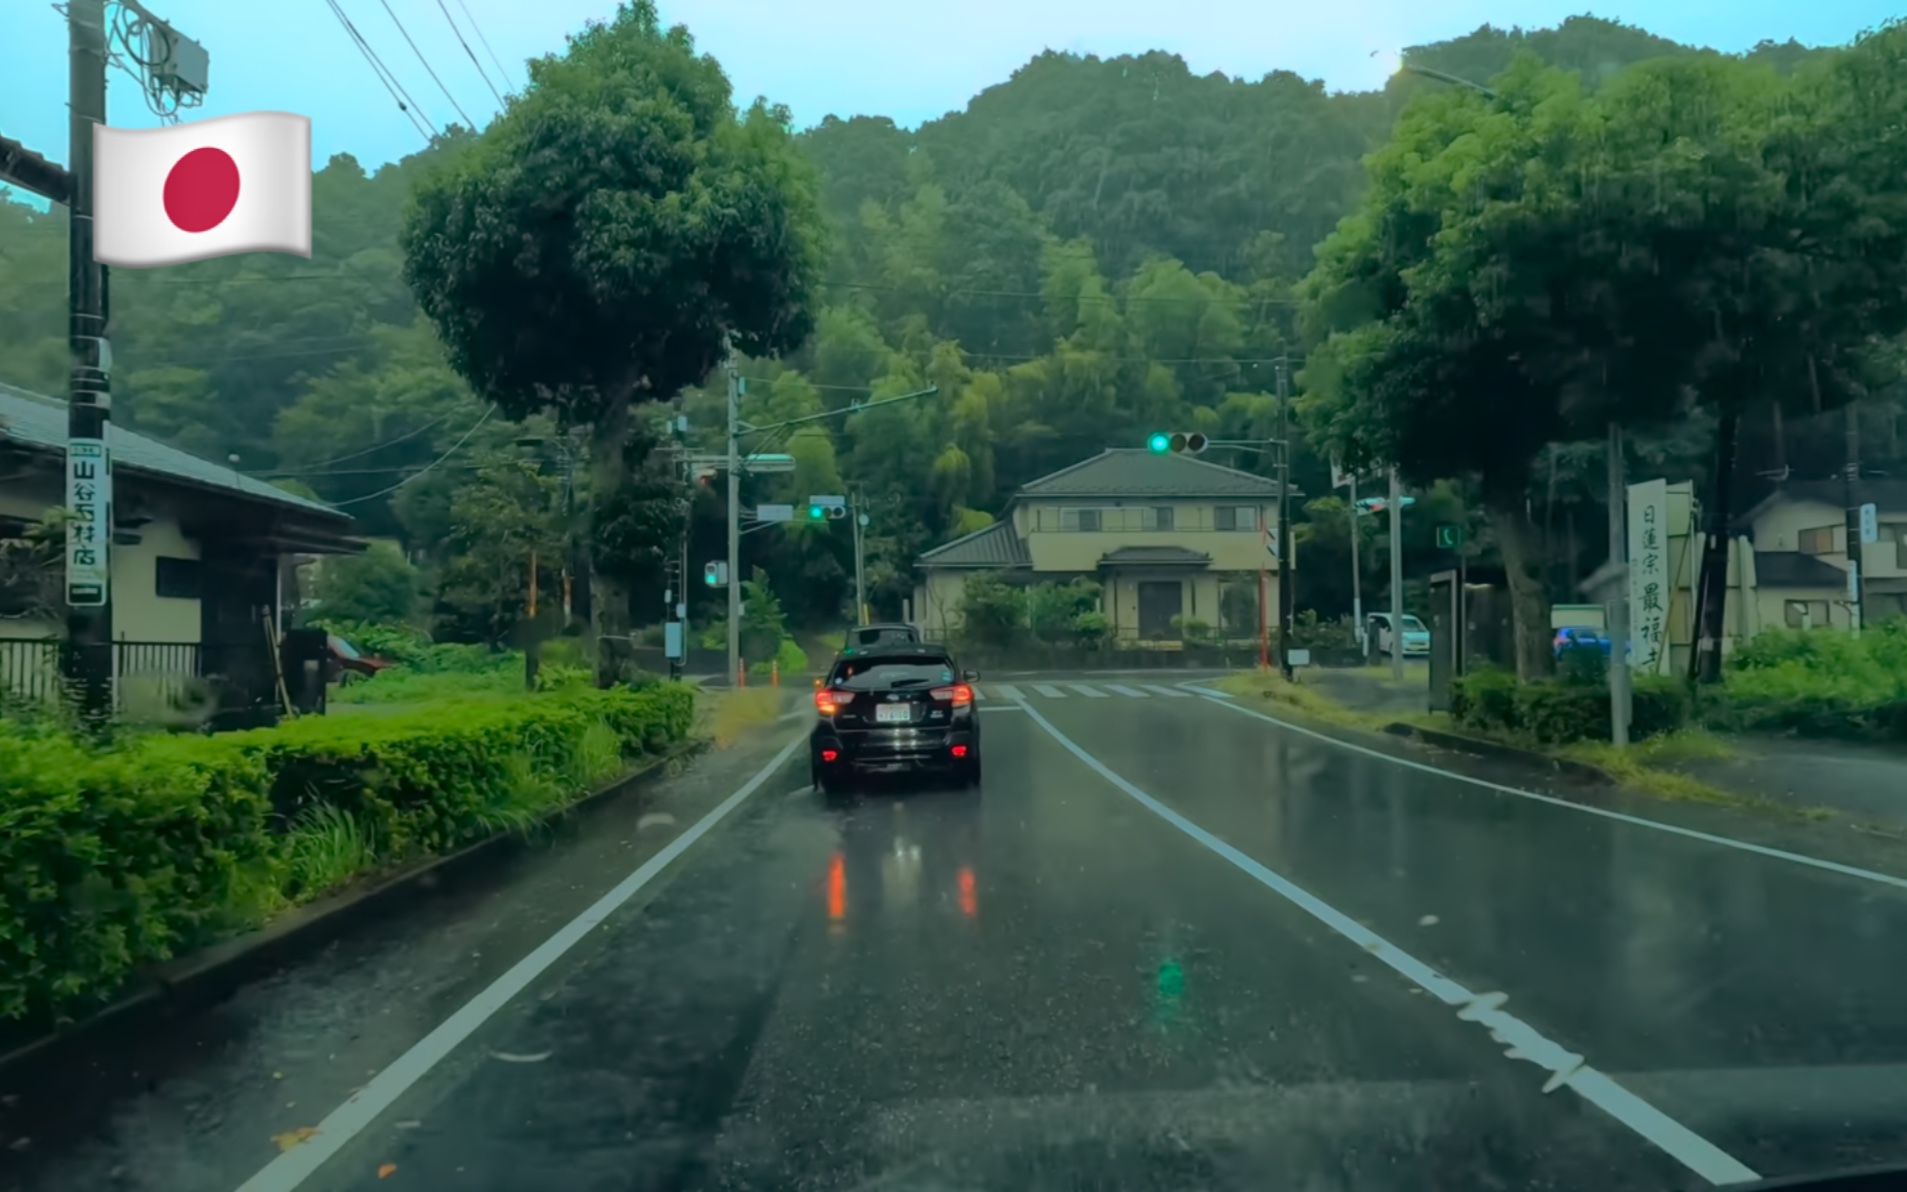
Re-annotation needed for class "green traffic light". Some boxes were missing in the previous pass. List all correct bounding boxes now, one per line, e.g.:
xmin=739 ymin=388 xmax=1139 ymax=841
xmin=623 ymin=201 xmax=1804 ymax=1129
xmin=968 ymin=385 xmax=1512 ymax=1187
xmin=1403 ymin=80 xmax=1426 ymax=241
xmin=1147 ymin=432 xmax=1170 ymax=453
xmin=808 ymin=505 xmax=825 ymax=520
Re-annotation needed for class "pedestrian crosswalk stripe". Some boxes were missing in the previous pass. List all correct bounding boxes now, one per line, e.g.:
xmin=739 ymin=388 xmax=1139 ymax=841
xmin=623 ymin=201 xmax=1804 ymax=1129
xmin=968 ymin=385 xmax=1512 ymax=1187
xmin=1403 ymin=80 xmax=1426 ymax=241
xmin=1144 ymin=684 xmax=1192 ymax=698
xmin=993 ymin=684 xmax=1025 ymax=701
xmin=1104 ymin=684 xmax=1148 ymax=698
xmin=1068 ymin=683 xmax=1108 ymax=698
xmin=971 ymin=685 xmax=987 ymax=700
xmin=1033 ymin=684 xmax=1067 ymax=698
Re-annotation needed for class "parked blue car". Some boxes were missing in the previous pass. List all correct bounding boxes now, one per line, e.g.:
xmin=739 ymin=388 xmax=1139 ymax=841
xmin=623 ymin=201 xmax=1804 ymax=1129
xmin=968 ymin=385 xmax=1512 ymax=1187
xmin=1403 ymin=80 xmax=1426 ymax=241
xmin=1553 ymin=626 xmax=1610 ymax=660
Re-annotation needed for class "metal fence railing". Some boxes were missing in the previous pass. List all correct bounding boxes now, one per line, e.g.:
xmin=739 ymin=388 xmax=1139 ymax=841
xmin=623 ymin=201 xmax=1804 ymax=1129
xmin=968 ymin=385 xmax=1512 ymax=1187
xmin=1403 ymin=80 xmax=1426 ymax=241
xmin=0 ymin=638 xmax=207 ymax=711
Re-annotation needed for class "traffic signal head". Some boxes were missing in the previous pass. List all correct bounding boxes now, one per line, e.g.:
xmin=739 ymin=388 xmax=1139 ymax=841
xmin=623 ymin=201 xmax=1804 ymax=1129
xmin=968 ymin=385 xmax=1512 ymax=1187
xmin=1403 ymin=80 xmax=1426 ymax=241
xmin=1147 ymin=432 xmax=1171 ymax=454
xmin=1160 ymin=432 xmax=1209 ymax=454
xmin=808 ymin=503 xmax=826 ymax=520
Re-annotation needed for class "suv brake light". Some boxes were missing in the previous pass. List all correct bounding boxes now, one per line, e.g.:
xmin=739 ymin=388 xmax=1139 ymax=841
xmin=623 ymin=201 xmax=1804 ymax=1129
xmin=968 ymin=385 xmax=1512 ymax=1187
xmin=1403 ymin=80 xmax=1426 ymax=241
xmin=816 ymin=688 xmax=854 ymax=715
xmin=931 ymin=683 xmax=973 ymax=706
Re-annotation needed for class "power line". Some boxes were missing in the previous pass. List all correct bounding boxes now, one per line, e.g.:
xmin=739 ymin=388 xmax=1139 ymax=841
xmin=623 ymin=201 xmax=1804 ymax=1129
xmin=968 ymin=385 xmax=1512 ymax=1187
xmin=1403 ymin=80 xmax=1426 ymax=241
xmin=378 ymin=0 xmax=476 ymax=130
xmin=434 ymin=0 xmax=505 ymax=107
xmin=331 ymin=405 xmax=496 ymax=505
xmin=324 ymin=0 xmax=436 ymax=142
xmin=453 ymin=0 xmax=517 ymax=93
xmin=269 ymin=408 xmax=462 ymax=474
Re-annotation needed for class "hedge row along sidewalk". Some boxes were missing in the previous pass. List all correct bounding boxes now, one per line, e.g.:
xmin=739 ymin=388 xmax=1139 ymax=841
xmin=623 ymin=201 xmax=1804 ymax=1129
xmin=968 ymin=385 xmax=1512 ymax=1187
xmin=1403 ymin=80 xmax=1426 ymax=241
xmin=0 ymin=682 xmax=694 ymax=1028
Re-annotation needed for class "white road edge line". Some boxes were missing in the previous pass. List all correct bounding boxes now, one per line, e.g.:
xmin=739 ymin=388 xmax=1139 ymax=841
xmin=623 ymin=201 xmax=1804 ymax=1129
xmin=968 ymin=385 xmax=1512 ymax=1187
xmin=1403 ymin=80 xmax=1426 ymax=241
xmin=1188 ymin=685 xmax=1907 ymax=894
xmin=232 ymin=735 xmax=806 ymax=1192
xmin=1015 ymin=699 xmax=1760 ymax=1187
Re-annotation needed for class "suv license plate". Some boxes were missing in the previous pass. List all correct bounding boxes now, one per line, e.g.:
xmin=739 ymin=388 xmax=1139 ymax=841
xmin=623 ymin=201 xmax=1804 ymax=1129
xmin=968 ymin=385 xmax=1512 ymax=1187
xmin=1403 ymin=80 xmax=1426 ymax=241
xmin=876 ymin=704 xmax=911 ymax=724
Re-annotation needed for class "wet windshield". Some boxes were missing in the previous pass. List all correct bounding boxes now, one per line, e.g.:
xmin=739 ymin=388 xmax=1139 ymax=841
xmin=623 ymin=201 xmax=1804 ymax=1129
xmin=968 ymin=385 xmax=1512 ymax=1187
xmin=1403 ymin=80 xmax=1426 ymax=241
xmin=7 ymin=3 xmax=1907 ymax=1192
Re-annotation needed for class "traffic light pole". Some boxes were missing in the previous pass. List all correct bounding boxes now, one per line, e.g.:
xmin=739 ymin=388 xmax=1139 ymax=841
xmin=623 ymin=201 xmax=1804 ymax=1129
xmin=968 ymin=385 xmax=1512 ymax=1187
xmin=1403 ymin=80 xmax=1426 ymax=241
xmin=851 ymin=493 xmax=868 ymax=626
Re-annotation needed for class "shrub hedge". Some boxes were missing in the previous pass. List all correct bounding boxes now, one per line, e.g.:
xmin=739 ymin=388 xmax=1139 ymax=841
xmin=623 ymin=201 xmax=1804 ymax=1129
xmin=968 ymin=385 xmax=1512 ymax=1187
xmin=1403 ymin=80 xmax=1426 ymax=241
xmin=0 ymin=682 xmax=693 ymax=1024
xmin=1451 ymin=667 xmax=1690 ymax=745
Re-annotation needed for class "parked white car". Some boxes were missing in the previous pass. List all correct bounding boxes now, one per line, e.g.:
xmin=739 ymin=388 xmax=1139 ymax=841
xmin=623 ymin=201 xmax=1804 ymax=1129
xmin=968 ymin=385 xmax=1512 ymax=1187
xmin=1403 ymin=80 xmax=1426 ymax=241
xmin=1366 ymin=612 xmax=1430 ymax=659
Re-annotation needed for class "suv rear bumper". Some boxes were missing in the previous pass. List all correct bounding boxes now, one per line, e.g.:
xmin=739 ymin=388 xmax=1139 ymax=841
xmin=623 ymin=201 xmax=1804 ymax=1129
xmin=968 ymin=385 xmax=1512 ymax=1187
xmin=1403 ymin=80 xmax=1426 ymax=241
xmin=812 ymin=724 xmax=978 ymax=774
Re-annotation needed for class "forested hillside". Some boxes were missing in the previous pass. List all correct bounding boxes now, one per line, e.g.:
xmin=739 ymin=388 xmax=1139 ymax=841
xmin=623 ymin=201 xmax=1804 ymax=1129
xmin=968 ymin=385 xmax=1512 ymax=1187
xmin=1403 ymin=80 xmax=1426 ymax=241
xmin=0 ymin=15 xmax=1867 ymax=637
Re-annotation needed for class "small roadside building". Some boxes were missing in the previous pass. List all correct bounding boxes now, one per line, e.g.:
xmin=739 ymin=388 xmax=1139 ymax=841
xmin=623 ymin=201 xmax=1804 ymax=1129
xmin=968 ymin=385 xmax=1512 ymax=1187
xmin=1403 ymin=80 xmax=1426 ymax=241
xmin=912 ymin=448 xmax=1291 ymax=644
xmin=1 ymin=381 xmax=361 ymax=717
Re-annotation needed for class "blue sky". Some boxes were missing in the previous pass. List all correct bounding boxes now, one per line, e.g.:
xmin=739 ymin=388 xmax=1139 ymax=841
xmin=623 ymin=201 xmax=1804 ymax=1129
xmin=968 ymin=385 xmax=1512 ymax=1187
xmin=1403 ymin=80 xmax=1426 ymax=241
xmin=0 ymin=0 xmax=1892 ymax=196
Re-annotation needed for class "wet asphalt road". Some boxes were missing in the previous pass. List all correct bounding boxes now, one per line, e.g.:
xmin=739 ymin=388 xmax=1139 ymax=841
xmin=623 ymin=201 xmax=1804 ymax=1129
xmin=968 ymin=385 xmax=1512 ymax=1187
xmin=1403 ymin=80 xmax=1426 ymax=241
xmin=10 ymin=678 xmax=1907 ymax=1191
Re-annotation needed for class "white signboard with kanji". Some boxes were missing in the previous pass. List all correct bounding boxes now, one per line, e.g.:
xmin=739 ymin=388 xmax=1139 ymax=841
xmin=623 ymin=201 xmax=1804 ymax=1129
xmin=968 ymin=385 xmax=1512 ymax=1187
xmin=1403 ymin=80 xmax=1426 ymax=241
xmin=1627 ymin=479 xmax=1669 ymax=672
xmin=65 ymin=438 xmax=111 ymax=606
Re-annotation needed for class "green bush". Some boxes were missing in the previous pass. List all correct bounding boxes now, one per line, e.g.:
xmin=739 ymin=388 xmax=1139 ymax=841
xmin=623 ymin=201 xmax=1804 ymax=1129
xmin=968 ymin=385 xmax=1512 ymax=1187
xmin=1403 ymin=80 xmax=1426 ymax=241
xmin=0 ymin=682 xmax=694 ymax=1023
xmin=1710 ymin=621 xmax=1907 ymax=741
xmin=1451 ymin=668 xmax=1688 ymax=745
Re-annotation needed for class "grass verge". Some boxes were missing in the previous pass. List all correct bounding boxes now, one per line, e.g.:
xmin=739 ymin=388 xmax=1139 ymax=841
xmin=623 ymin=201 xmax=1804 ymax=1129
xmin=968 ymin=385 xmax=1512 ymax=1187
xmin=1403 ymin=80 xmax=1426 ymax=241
xmin=1216 ymin=670 xmax=1810 ymax=816
xmin=699 ymin=687 xmax=784 ymax=749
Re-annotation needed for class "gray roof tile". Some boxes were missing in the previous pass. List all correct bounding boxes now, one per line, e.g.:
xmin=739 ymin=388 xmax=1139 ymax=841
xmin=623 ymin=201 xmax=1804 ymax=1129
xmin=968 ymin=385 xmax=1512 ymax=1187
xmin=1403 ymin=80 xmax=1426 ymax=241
xmin=917 ymin=519 xmax=1028 ymax=568
xmin=1019 ymin=449 xmax=1285 ymax=499
xmin=0 ymin=382 xmax=348 ymax=520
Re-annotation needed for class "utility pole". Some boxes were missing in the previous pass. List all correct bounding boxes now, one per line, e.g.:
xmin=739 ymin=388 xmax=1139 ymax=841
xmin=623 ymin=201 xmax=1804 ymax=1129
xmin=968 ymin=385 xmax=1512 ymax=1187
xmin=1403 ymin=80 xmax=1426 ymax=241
xmin=1843 ymin=401 xmax=1865 ymax=636
xmin=1276 ymin=358 xmax=1294 ymax=681
xmin=1349 ymin=474 xmax=1364 ymax=656
xmin=1607 ymin=421 xmax=1633 ymax=748
xmin=1388 ymin=468 xmax=1405 ymax=682
xmin=851 ymin=494 xmax=869 ymax=627
xmin=65 ymin=0 xmax=115 ymax=725
xmin=724 ymin=358 xmax=742 ymax=688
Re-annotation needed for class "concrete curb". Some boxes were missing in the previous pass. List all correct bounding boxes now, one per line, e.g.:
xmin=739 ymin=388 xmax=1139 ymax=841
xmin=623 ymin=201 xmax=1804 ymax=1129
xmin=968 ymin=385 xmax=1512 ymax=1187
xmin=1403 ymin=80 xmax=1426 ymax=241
xmin=0 ymin=738 xmax=710 ymax=1077
xmin=1382 ymin=722 xmax=1616 ymax=785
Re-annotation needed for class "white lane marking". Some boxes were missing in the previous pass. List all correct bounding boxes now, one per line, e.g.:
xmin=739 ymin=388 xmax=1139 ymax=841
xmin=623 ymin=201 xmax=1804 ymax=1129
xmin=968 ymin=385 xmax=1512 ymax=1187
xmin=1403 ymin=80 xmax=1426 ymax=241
xmin=993 ymin=684 xmax=1025 ymax=701
xmin=233 ymin=735 xmax=805 ymax=1192
xmin=1104 ymin=684 xmax=1149 ymax=698
xmin=971 ymin=685 xmax=988 ymax=700
xmin=1016 ymin=702 xmax=1760 ymax=1187
xmin=1192 ymin=688 xmax=1907 ymax=895
xmin=1143 ymin=684 xmax=1192 ymax=698
xmin=978 ymin=705 xmax=1024 ymax=714
xmin=1068 ymin=684 xmax=1109 ymax=698
xmin=1032 ymin=684 xmax=1067 ymax=698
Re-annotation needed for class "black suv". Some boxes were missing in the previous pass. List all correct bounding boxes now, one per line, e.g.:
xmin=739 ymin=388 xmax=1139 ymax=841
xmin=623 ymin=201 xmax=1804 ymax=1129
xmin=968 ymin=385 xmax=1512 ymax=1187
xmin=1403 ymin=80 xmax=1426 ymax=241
xmin=811 ymin=642 xmax=982 ymax=794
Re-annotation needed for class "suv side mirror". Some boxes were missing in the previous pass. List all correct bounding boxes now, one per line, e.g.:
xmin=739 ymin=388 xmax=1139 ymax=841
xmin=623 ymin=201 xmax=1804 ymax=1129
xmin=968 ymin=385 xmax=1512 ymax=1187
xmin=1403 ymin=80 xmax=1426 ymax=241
xmin=964 ymin=669 xmax=981 ymax=682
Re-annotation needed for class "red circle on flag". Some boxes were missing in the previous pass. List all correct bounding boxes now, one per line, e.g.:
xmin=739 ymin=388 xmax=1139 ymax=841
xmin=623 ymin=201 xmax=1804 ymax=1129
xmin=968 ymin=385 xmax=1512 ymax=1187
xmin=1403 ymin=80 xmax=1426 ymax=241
xmin=163 ymin=147 xmax=241 ymax=233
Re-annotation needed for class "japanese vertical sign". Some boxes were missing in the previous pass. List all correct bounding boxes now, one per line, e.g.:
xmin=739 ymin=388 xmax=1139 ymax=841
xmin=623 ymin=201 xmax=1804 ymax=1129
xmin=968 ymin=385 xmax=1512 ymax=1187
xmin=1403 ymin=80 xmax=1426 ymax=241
xmin=1627 ymin=479 xmax=1669 ymax=672
xmin=65 ymin=438 xmax=111 ymax=606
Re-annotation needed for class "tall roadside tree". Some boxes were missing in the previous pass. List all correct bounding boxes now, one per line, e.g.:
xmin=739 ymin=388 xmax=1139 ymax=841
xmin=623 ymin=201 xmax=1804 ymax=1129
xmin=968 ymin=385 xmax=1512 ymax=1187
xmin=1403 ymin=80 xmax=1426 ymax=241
xmin=400 ymin=0 xmax=824 ymax=684
xmin=1299 ymin=59 xmax=1597 ymax=678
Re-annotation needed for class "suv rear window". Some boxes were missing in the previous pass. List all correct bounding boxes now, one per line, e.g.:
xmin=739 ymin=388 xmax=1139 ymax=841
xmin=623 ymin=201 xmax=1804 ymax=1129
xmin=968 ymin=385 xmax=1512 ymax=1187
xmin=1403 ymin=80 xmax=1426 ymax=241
xmin=831 ymin=655 xmax=954 ymax=687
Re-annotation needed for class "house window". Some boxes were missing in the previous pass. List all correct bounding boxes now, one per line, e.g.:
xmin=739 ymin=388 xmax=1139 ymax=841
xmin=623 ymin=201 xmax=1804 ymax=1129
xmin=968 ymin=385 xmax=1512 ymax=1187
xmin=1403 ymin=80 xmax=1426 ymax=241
xmin=1142 ymin=506 xmax=1174 ymax=531
xmin=1798 ymin=525 xmax=1837 ymax=556
xmin=1062 ymin=508 xmax=1103 ymax=532
xmin=1784 ymin=600 xmax=1831 ymax=630
xmin=1214 ymin=506 xmax=1258 ymax=532
xmin=155 ymin=556 xmax=202 ymax=600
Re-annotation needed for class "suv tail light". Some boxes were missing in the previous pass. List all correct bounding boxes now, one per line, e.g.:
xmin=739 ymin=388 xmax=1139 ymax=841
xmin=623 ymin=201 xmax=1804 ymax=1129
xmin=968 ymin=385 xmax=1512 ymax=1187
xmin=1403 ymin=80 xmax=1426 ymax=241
xmin=816 ymin=688 xmax=854 ymax=715
xmin=931 ymin=683 xmax=973 ymax=706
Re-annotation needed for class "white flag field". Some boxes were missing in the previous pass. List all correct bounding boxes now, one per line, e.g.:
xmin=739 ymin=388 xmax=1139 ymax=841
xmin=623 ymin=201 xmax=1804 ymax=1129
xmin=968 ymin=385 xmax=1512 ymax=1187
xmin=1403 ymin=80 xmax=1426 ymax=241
xmin=93 ymin=112 xmax=312 ymax=269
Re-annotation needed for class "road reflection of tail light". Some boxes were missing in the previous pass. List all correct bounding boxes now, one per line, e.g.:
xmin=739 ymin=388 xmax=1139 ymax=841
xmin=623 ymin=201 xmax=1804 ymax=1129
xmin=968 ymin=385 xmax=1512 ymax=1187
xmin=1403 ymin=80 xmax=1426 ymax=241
xmin=931 ymin=684 xmax=973 ymax=706
xmin=827 ymin=852 xmax=846 ymax=922
xmin=821 ymin=748 xmax=839 ymax=762
xmin=958 ymin=865 xmax=977 ymax=918
xmin=951 ymin=744 xmax=968 ymax=759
